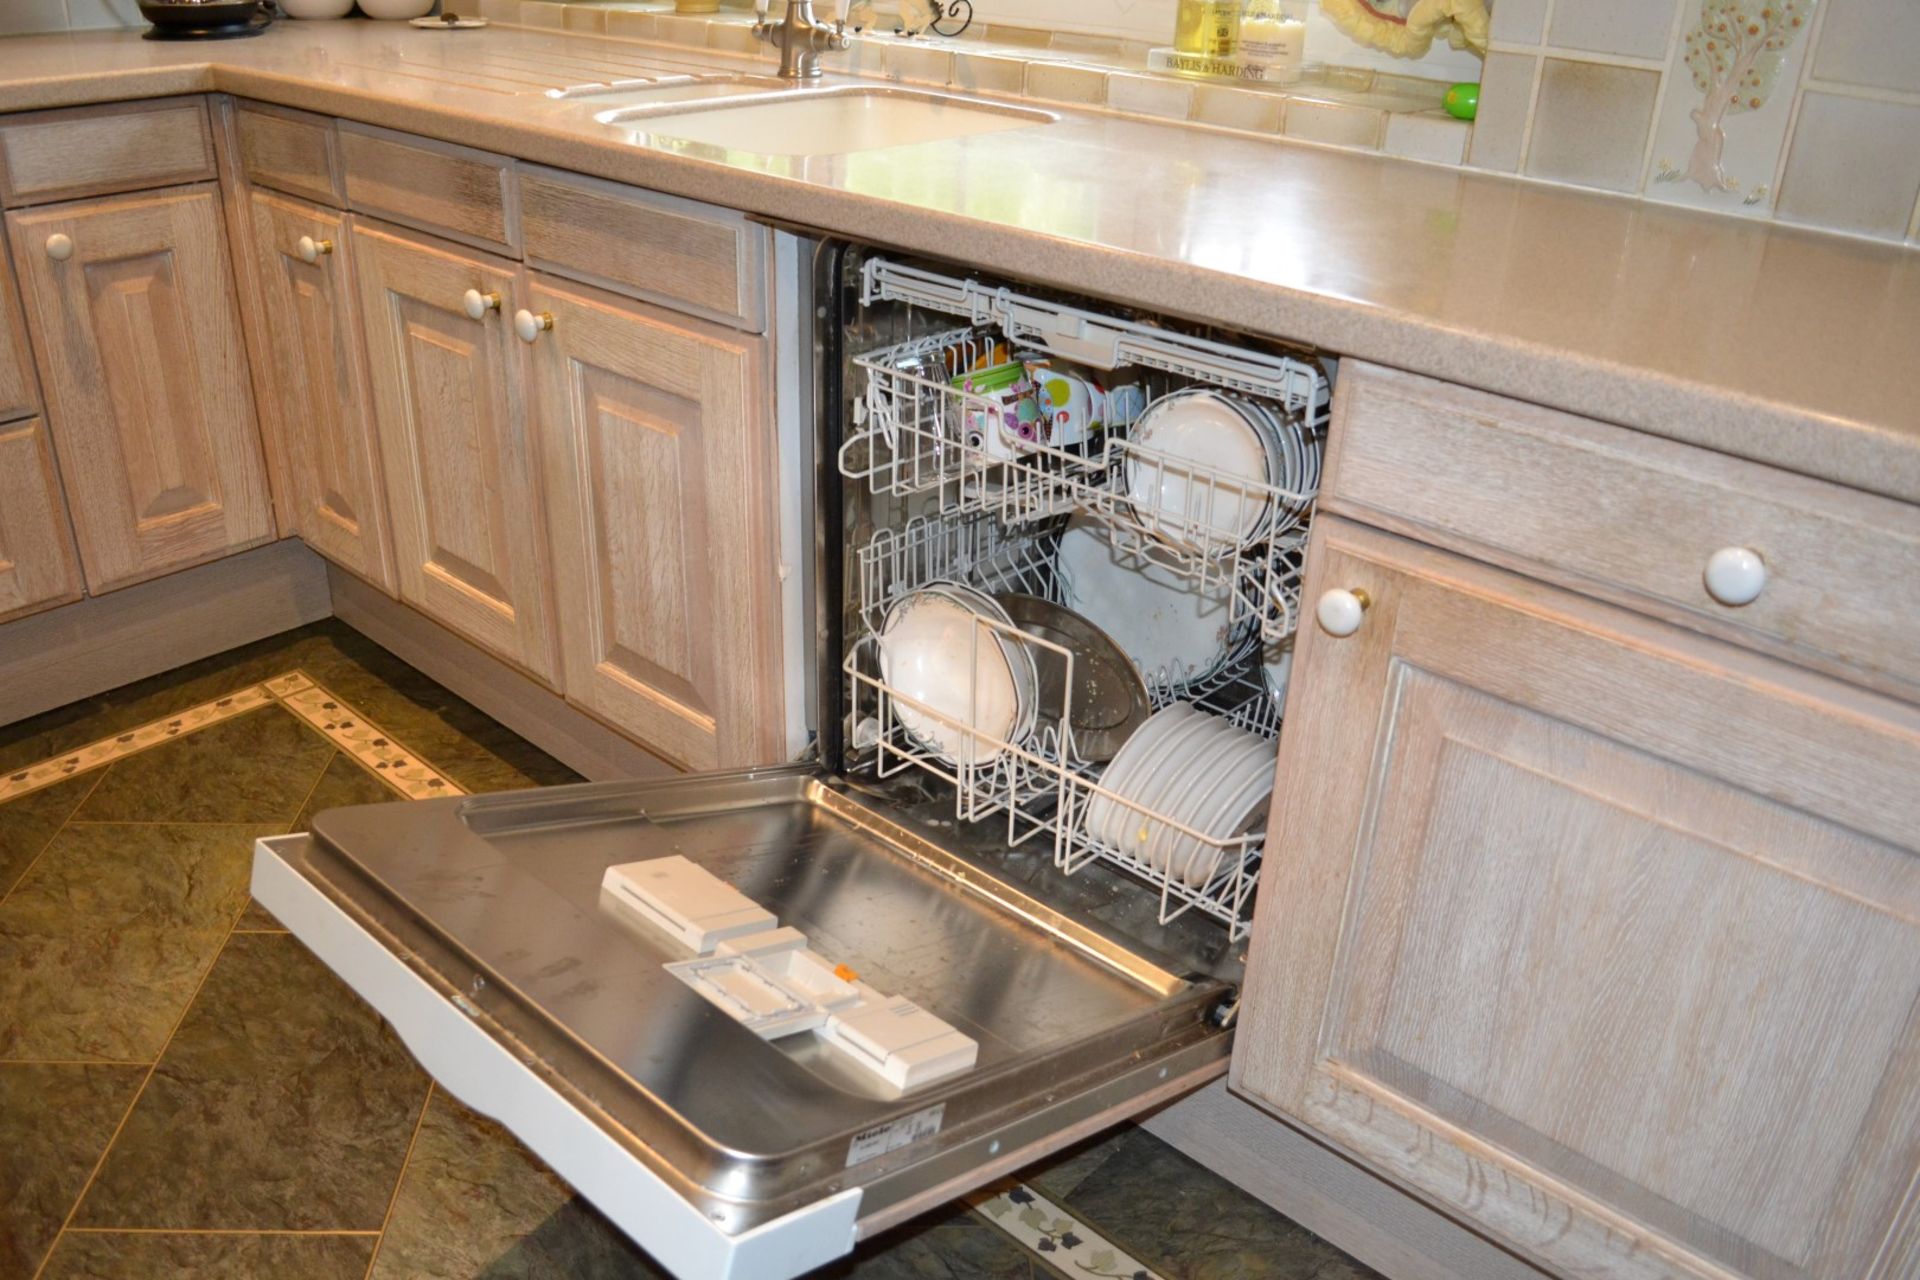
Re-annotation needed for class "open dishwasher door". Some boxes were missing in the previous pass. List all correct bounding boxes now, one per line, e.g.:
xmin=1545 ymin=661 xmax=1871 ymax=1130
xmin=251 ymin=765 xmax=1235 ymax=1280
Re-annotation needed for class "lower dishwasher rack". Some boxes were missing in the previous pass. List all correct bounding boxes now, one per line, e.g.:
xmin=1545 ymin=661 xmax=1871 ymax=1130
xmin=252 ymin=766 xmax=1234 ymax=1280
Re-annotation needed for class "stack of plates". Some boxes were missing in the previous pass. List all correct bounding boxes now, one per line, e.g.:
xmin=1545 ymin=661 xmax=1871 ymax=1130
xmin=1082 ymin=703 xmax=1277 ymax=889
xmin=878 ymin=583 xmax=1039 ymax=766
xmin=1123 ymin=388 xmax=1321 ymax=554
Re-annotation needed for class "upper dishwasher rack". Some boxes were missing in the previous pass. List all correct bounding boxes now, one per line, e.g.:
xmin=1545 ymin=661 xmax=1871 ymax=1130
xmin=859 ymin=258 xmax=1325 ymax=406
xmin=842 ymin=259 xmax=1334 ymax=646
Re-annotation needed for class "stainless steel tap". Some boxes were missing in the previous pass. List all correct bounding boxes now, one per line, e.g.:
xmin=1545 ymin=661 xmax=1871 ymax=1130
xmin=753 ymin=0 xmax=850 ymax=79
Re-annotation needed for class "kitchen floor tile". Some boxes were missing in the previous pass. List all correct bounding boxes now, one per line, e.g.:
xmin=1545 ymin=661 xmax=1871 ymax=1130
xmin=1025 ymin=1128 xmax=1131 ymax=1202
xmin=0 ymin=620 xmax=575 ymax=792
xmin=292 ymin=749 xmax=403 ymax=832
xmin=0 ymin=1063 xmax=145 ymax=1277
xmin=368 ymin=1090 xmax=667 ymax=1279
xmin=0 ymin=771 xmax=98 ymax=897
xmin=821 ymin=1203 xmax=1057 ymax=1279
xmin=74 ymin=931 xmax=430 ymax=1231
xmin=38 ymin=1231 xmax=377 ymax=1279
xmin=1058 ymin=1128 xmax=1383 ymax=1279
xmin=0 ymin=823 xmax=277 ymax=1062
xmin=72 ymin=705 xmax=335 ymax=826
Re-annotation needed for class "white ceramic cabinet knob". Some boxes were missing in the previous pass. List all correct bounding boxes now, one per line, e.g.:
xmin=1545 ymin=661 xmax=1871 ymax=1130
xmin=44 ymin=233 xmax=73 ymax=262
xmin=462 ymin=288 xmax=501 ymax=321
xmin=296 ymin=235 xmax=333 ymax=264
xmin=514 ymin=309 xmax=554 ymax=344
xmin=1704 ymin=546 xmax=1767 ymax=607
xmin=1316 ymin=587 xmax=1370 ymax=638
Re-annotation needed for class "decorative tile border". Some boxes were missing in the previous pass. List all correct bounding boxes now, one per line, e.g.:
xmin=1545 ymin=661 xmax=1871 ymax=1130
xmin=973 ymin=1182 xmax=1165 ymax=1280
xmin=273 ymin=675 xmax=464 ymax=800
xmin=0 ymin=672 xmax=465 ymax=806
xmin=1 ymin=685 xmax=280 ymax=804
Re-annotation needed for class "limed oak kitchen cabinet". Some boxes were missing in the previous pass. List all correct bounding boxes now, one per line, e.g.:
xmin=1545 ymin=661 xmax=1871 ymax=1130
xmin=528 ymin=277 xmax=783 ymax=771
xmin=351 ymin=219 xmax=561 ymax=687
xmin=241 ymin=189 xmax=393 ymax=592
xmin=0 ymin=417 xmax=82 ymax=623
xmin=7 ymin=185 xmax=274 ymax=593
xmin=1233 ymin=369 xmax=1920 ymax=1280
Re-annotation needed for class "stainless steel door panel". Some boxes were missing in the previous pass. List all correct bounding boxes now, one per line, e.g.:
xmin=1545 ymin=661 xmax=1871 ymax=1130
xmin=259 ymin=767 xmax=1233 ymax=1278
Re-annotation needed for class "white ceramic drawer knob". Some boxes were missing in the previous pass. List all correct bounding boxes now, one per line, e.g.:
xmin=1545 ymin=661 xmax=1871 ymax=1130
xmin=514 ymin=309 xmax=554 ymax=343
xmin=44 ymin=233 xmax=73 ymax=262
xmin=1704 ymin=546 xmax=1767 ymax=606
xmin=1316 ymin=587 xmax=1371 ymax=638
xmin=462 ymin=288 xmax=502 ymax=320
xmin=296 ymin=235 xmax=333 ymax=264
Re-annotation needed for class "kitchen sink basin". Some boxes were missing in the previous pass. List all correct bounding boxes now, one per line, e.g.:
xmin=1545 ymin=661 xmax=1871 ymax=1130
xmin=603 ymin=87 xmax=1056 ymax=156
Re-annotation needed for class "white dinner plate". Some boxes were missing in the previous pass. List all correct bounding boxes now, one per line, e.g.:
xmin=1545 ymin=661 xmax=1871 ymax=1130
xmin=1057 ymin=518 xmax=1236 ymax=688
xmin=1125 ymin=389 xmax=1277 ymax=553
xmin=879 ymin=590 xmax=1025 ymax=766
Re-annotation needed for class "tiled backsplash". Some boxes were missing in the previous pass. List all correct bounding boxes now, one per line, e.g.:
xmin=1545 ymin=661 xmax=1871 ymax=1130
xmin=1478 ymin=0 xmax=1920 ymax=243
xmin=7 ymin=0 xmax=1916 ymax=246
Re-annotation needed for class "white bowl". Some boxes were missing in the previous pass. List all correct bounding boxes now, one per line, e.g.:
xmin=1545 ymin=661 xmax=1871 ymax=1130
xmin=879 ymin=590 xmax=1025 ymax=767
xmin=357 ymin=0 xmax=436 ymax=17
xmin=281 ymin=0 xmax=355 ymax=15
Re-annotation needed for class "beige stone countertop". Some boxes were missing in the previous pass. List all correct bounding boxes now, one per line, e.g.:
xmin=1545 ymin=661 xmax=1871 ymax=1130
xmin=3 ymin=21 xmax=1917 ymax=502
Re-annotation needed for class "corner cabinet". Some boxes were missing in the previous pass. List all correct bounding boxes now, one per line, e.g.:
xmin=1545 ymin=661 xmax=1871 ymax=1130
xmin=7 ymin=185 xmax=273 ymax=592
xmin=240 ymin=189 xmax=392 ymax=592
xmin=528 ymin=278 xmax=783 ymax=771
xmin=1232 ymin=516 xmax=1920 ymax=1280
xmin=351 ymin=220 xmax=559 ymax=686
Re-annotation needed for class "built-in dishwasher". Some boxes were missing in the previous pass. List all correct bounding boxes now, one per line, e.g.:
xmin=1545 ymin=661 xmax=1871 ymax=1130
xmin=252 ymin=243 xmax=1333 ymax=1280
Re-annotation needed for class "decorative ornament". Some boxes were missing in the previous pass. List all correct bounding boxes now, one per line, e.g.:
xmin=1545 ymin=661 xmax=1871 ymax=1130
xmin=1678 ymin=0 xmax=1813 ymax=193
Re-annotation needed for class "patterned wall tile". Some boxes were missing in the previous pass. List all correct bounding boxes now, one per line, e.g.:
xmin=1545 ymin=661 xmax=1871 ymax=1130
xmin=1776 ymin=90 xmax=1920 ymax=238
xmin=1525 ymin=58 xmax=1660 ymax=191
xmin=1467 ymin=50 xmax=1539 ymax=172
xmin=1645 ymin=0 xmax=1819 ymax=218
xmin=1549 ymin=0 xmax=1679 ymax=60
xmin=1811 ymin=0 xmax=1920 ymax=93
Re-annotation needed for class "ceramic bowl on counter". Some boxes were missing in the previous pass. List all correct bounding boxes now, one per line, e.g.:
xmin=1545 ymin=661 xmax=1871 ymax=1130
xmin=357 ymin=0 xmax=436 ymax=17
xmin=280 ymin=0 xmax=354 ymax=16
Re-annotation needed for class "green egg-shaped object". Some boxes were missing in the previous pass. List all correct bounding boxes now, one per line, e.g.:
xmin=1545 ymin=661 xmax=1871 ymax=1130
xmin=1445 ymin=81 xmax=1479 ymax=120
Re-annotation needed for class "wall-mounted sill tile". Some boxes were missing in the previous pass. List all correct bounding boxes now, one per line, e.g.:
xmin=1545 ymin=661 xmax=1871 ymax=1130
xmin=1025 ymin=61 xmax=1107 ymax=106
xmin=1776 ymin=90 xmax=1920 ymax=241
xmin=951 ymin=51 xmax=1026 ymax=96
xmin=1466 ymin=50 xmax=1536 ymax=172
xmin=1384 ymin=110 xmax=1471 ymax=164
xmin=884 ymin=40 xmax=954 ymax=86
xmin=704 ymin=20 xmax=759 ymax=54
xmin=519 ymin=1 xmax=567 ymax=27
xmin=1191 ymin=82 xmax=1284 ymax=134
xmin=1283 ymin=97 xmax=1386 ymax=149
xmin=651 ymin=12 xmax=712 ymax=45
xmin=603 ymin=9 xmax=656 ymax=39
xmin=1522 ymin=58 xmax=1658 ymax=193
xmin=477 ymin=0 xmax=523 ymax=24
xmin=1105 ymin=71 xmax=1193 ymax=121
xmin=562 ymin=5 xmax=607 ymax=33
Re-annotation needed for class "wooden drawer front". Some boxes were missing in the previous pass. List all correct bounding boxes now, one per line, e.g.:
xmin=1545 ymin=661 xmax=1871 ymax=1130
xmin=1235 ymin=518 xmax=1920 ymax=1280
xmin=340 ymin=123 xmax=517 ymax=256
xmin=520 ymin=167 xmax=767 ymax=331
xmin=0 ymin=417 xmax=83 ymax=623
xmin=0 ymin=99 xmax=216 ymax=206
xmin=1325 ymin=362 xmax=1920 ymax=699
xmin=234 ymin=101 xmax=342 ymax=206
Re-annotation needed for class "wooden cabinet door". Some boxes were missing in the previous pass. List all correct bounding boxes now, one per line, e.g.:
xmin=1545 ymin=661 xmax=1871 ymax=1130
xmin=352 ymin=221 xmax=558 ymax=685
xmin=1233 ymin=516 xmax=1920 ymax=1280
xmin=0 ymin=236 xmax=40 ymax=424
xmin=8 ymin=186 xmax=273 ymax=592
xmin=0 ymin=416 xmax=82 ymax=623
xmin=529 ymin=277 xmax=782 ymax=770
xmin=244 ymin=191 xmax=392 ymax=591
